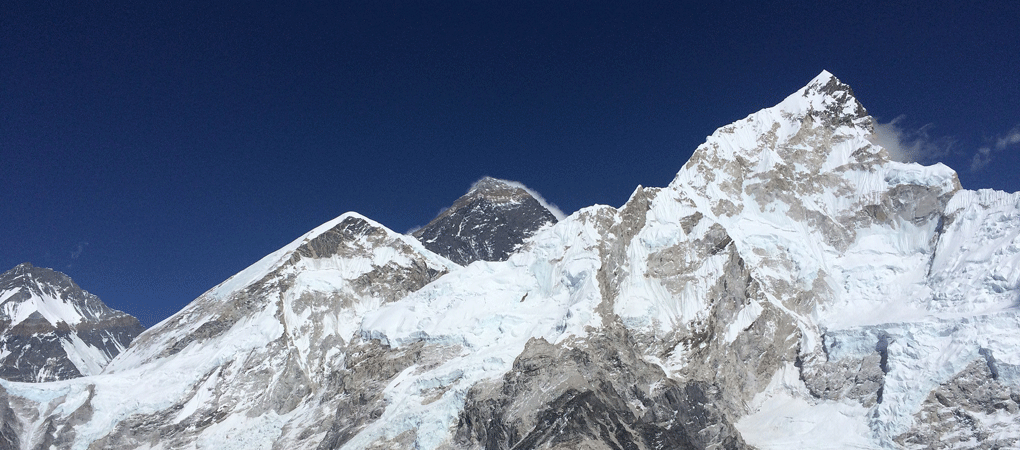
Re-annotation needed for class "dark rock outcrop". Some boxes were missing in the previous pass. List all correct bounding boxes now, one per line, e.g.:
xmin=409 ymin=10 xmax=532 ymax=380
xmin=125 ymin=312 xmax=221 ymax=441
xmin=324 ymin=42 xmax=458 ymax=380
xmin=413 ymin=177 xmax=559 ymax=265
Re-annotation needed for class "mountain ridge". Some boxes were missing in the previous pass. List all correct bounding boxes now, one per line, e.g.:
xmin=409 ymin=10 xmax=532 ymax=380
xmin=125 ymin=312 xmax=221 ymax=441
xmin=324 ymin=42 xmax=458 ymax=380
xmin=1 ymin=71 xmax=1018 ymax=449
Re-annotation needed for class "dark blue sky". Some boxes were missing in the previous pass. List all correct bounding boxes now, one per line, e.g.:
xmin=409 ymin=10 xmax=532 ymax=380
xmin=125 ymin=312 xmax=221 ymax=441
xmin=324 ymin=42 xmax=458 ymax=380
xmin=3 ymin=1 xmax=1018 ymax=327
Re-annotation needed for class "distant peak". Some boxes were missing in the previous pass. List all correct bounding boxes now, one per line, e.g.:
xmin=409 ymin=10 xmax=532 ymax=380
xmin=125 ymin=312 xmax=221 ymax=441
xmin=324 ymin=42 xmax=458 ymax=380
xmin=808 ymin=69 xmax=836 ymax=85
xmin=466 ymin=176 xmax=521 ymax=197
xmin=802 ymin=70 xmax=857 ymax=100
xmin=475 ymin=176 xmax=505 ymax=185
xmin=5 ymin=262 xmax=54 ymax=281
xmin=10 ymin=262 xmax=36 ymax=275
xmin=412 ymin=177 xmax=563 ymax=265
xmin=463 ymin=177 xmax=566 ymax=220
xmin=2 ymin=264 xmax=74 ymax=302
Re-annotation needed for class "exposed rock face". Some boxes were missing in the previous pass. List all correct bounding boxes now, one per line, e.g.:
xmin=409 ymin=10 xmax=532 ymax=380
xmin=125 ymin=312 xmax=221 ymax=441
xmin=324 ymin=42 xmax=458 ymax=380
xmin=413 ymin=177 xmax=559 ymax=265
xmin=0 ymin=387 xmax=21 ymax=450
xmin=895 ymin=358 xmax=1020 ymax=449
xmin=453 ymin=331 xmax=747 ymax=450
xmin=0 ymin=263 xmax=144 ymax=382
xmin=2 ymin=72 xmax=1020 ymax=449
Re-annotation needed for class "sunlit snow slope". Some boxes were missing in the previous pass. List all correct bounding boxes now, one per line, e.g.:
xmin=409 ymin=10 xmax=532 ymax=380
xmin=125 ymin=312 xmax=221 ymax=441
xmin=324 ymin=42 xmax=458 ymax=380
xmin=1 ymin=71 xmax=1018 ymax=450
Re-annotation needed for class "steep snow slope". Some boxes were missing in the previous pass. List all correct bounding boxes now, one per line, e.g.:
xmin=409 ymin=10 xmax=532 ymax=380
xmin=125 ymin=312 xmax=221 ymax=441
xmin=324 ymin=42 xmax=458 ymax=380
xmin=1 ymin=71 xmax=1019 ymax=449
xmin=0 ymin=263 xmax=143 ymax=382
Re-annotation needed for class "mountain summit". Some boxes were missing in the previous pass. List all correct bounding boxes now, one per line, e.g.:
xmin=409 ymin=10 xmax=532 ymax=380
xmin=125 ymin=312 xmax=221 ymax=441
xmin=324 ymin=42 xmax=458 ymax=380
xmin=0 ymin=263 xmax=144 ymax=382
xmin=412 ymin=177 xmax=560 ymax=265
xmin=2 ymin=72 xmax=1019 ymax=449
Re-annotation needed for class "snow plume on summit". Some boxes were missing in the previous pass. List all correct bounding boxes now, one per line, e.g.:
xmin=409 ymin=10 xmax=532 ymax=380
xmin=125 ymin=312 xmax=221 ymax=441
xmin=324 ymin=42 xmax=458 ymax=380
xmin=412 ymin=176 xmax=561 ymax=265
xmin=3 ymin=71 xmax=1020 ymax=449
xmin=470 ymin=177 xmax=567 ymax=220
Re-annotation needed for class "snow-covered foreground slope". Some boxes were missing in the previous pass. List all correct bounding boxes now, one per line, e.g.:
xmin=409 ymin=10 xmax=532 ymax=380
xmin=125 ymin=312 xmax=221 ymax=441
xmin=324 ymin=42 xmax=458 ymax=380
xmin=2 ymin=71 xmax=1019 ymax=449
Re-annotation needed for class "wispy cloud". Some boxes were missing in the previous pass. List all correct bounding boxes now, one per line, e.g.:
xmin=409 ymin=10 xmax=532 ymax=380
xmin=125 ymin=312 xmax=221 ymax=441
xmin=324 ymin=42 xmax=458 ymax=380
xmin=870 ymin=116 xmax=954 ymax=164
xmin=971 ymin=148 xmax=992 ymax=172
xmin=972 ymin=126 xmax=1020 ymax=172
xmin=70 ymin=241 xmax=89 ymax=259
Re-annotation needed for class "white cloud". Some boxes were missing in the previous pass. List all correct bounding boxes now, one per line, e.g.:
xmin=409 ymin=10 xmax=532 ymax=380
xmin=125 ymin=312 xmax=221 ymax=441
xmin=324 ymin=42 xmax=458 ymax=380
xmin=70 ymin=242 xmax=89 ymax=259
xmin=995 ymin=128 xmax=1020 ymax=150
xmin=870 ymin=116 xmax=953 ymax=163
xmin=970 ymin=126 xmax=1020 ymax=172
xmin=971 ymin=147 xmax=992 ymax=172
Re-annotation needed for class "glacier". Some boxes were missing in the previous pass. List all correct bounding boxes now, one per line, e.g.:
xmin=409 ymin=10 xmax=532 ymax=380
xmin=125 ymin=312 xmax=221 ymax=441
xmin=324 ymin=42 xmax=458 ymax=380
xmin=1 ymin=71 xmax=1018 ymax=449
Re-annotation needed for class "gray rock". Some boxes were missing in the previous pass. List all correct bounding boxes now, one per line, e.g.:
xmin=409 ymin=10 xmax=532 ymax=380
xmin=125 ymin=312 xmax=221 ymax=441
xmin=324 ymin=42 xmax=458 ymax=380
xmin=896 ymin=358 xmax=1020 ymax=449
xmin=453 ymin=332 xmax=748 ymax=450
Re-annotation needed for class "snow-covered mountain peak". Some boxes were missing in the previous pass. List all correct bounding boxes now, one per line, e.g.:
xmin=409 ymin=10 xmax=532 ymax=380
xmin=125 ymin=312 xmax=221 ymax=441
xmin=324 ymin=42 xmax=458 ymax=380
xmin=801 ymin=69 xmax=855 ymax=100
xmin=675 ymin=71 xmax=877 ymax=194
xmin=0 ymin=263 xmax=144 ymax=382
xmin=295 ymin=213 xmax=430 ymax=261
xmin=2 ymin=262 xmax=110 ymax=328
xmin=108 ymin=210 xmax=456 ymax=373
xmin=659 ymin=72 xmax=968 ymax=337
xmin=670 ymin=71 xmax=960 ymax=231
xmin=7 ymin=262 xmax=33 ymax=277
xmin=465 ymin=176 xmax=525 ymax=198
xmin=783 ymin=70 xmax=869 ymax=127
xmin=197 ymin=211 xmax=451 ymax=303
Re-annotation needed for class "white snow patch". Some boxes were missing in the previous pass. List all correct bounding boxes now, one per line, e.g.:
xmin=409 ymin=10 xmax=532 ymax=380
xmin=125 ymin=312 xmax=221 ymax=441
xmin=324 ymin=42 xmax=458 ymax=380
xmin=737 ymin=363 xmax=880 ymax=449
xmin=725 ymin=299 xmax=764 ymax=344
xmin=59 ymin=334 xmax=109 ymax=376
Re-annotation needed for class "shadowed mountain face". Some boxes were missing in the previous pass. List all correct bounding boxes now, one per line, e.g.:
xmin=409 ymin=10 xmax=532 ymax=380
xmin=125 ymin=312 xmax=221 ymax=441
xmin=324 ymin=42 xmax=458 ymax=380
xmin=0 ymin=263 xmax=144 ymax=382
xmin=412 ymin=177 xmax=559 ymax=265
